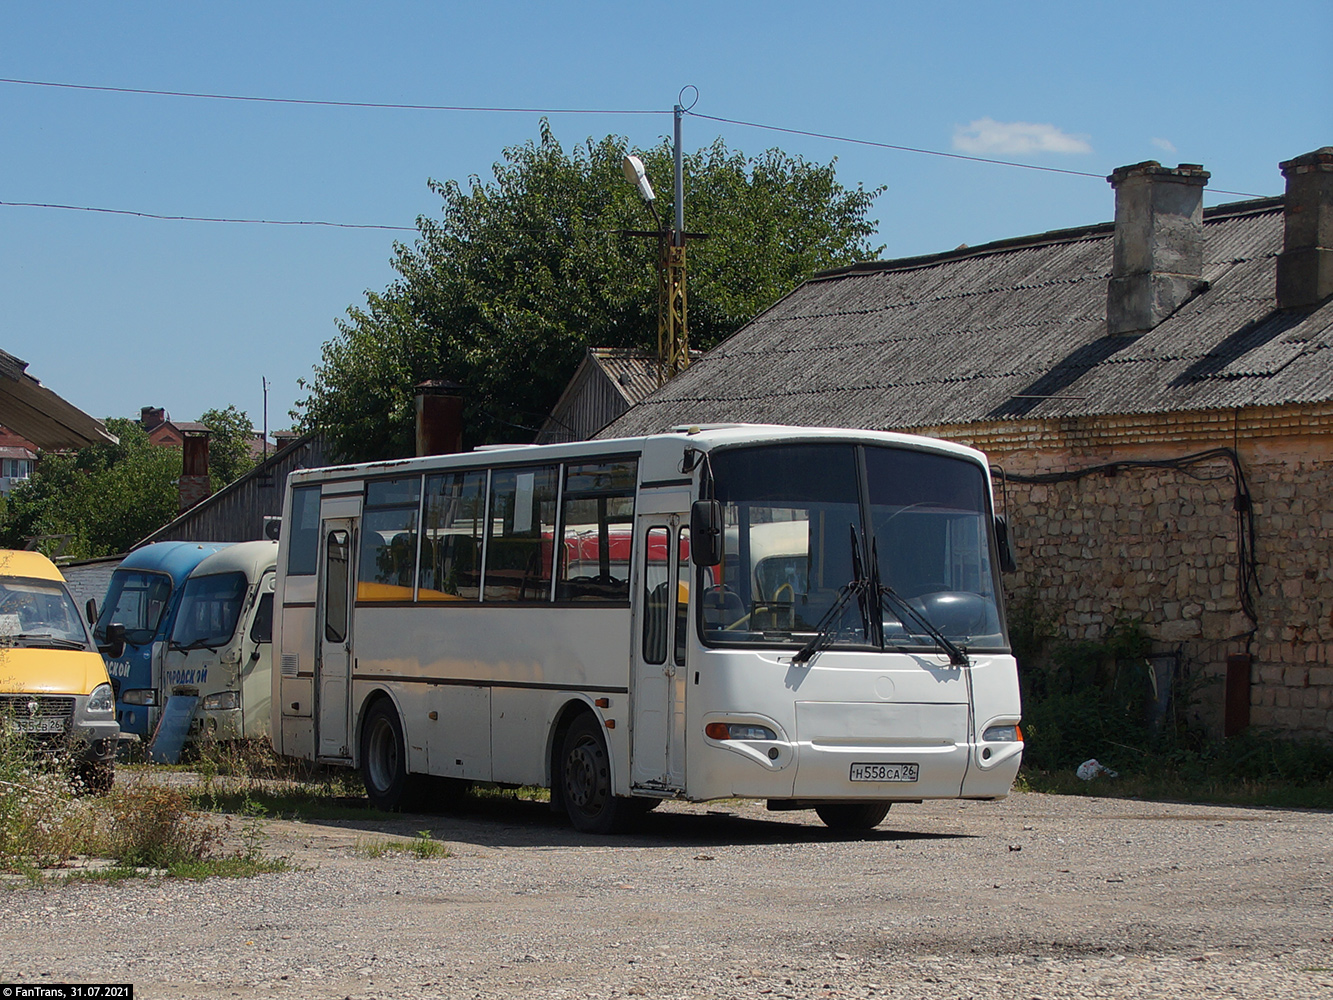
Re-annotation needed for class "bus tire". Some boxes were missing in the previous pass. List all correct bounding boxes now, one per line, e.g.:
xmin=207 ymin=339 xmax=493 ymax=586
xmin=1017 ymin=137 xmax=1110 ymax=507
xmin=815 ymin=802 xmax=891 ymax=831
xmin=560 ymin=714 xmax=624 ymax=834
xmin=360 ymin=699 xmax=421 ymax=812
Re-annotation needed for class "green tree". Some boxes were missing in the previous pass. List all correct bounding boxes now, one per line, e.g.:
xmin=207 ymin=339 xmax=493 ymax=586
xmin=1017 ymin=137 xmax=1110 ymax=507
xmin=1 ymin=419 xmax=180 ymax=558
xmin=200 ymin=405 xmax=259 ymax=487
xmin=296 ymin=123 xmax=884 ymax=460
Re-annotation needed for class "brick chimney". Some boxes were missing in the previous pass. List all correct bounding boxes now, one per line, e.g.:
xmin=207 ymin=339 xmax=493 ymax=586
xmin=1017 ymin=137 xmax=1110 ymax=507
xmin=414 ymin=380 xmax=465 ymax=456
xmin=178 ymin=426 xmax=212 ymax=512
xmin=139 ymin=406 xmax=166 ymax=432
xmin=1106 ymin=161 xmax=1210 ymax=335
xmin=1276 ymin=147 xmax=1333 ymax=310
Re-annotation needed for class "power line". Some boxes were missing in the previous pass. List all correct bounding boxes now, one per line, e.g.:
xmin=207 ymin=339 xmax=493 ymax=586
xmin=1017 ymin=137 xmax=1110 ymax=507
xmin=0 ymin=200 xmax=416 ymax=231
xmin=0 ymin=76 xmax=667 ymax=116
xmin=686 ymin=110 xmax=1268 ymax=199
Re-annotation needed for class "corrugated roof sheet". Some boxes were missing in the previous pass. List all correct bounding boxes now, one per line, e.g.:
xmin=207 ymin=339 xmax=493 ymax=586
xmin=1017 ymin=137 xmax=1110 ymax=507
xmin=599 ymin=198 xmax=1333 ymax=438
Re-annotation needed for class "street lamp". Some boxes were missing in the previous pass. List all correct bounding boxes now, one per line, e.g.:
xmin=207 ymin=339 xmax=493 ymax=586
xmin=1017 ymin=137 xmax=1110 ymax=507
xmin=622 ymin=114 xmax=694 ymax=384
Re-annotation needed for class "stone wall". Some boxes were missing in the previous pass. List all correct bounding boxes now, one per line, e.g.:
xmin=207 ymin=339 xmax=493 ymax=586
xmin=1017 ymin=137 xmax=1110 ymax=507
xmin=920 ymin=403 xmax=1333 ymax=741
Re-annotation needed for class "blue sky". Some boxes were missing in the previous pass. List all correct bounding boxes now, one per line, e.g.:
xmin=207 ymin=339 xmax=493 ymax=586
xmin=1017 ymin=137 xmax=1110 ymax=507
xmin=2 ymin=0 xmax=1328 ymax=434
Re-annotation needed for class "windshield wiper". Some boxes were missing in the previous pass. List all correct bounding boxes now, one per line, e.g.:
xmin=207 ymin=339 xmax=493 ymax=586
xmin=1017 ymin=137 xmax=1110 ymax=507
xmin=792 ymin=526 xmax=874 ymax=665
xmin=877 ymin=586 xmax=970 ymax=666
xmin=170 ymin=638 xmax=226 ymax=653
xmin=2 ymin=633 xmax=88 ymax=650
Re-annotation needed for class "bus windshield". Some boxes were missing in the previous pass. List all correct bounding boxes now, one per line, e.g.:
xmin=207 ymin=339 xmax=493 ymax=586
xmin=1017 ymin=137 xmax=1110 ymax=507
xmin=170 ymin=572 xmax=248 ymax=650
xmin=0 ymin=577 xmax=91 ymax=648
xmin=704 ymin=443 xmax=1006 ymax=651
xmin=95 ymin=570 xmax=173 ymax=645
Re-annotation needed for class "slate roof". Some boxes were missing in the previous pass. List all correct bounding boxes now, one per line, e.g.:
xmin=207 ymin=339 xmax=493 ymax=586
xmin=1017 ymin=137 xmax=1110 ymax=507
xmin=599 ymin=197 xmax=1333 ymax=438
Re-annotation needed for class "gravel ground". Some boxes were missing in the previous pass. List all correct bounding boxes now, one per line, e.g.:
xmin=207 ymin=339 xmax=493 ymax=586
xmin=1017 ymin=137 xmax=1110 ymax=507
xmin=1 ymin=790 xmax=1331 ymax=999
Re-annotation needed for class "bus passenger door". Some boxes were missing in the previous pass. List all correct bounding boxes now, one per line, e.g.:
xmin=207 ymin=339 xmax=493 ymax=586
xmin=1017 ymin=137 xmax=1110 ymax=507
xmin=315 ymin=517 xmax=356 ymax=761
xmin=631 ymin=514 xmax=688 ymax=792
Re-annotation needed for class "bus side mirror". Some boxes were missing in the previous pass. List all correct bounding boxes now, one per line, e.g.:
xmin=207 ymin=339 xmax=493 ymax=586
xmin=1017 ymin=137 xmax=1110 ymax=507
xmin=690 ymin=500 xmax=722 ymax=567
xmin=85 ymin=598 xmax=98 ymax=626
xmin=100 ymin=622 xmax=126 ymax=659
xmin=264 ymin=516 xmax=282 ymax=541
xmin=994 ymin=516 xmax=1017 ymax=574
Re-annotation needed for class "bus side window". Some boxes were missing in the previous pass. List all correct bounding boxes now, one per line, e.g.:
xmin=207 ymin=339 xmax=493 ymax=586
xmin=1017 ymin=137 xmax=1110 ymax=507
xmin=643 ymin=527 xmax=669 ymax=665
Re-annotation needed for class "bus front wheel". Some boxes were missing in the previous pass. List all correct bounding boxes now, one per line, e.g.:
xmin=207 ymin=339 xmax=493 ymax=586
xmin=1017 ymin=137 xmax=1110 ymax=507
xmin=815 ymin=802 xmax=891 ymax=831
xmin=560 ymin=715 xmax=624 ymax=834
xmin=361 ymin=699 xmax=419 ymax=812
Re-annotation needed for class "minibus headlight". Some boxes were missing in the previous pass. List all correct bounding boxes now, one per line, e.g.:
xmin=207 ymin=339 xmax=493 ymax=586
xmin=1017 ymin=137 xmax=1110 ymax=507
xmin=87 ymin=683 xmax=115 ymax=715
xmin=202 ymin=691 xmax=241 ymax=711
xmin=705 ymin=722 xmax=777 ymax=741
xmin=982 ymin=724 xmax=1023 ymax=742
xmin=121 ymin=689 xmax=157 ymax=706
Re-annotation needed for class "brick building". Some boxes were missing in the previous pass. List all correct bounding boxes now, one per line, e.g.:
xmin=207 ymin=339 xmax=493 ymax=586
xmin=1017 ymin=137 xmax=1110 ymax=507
xmin=600 ymin=147 xmax=1333 ymax=740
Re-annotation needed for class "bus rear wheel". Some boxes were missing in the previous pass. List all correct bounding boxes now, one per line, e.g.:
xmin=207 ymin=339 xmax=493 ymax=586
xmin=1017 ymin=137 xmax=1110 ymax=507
xmin=361 ymin=699 xmax=422 ymax=812
xmin=560 ymin=715 xmax=624 ymax=834
xmin=815 ymin=802 xmax=891 ymax=831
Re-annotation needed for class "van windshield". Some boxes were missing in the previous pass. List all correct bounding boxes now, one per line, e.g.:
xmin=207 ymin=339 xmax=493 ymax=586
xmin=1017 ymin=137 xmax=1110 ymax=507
xmin=171 ymin=572 xmax=248 ymax=650
xmin=95 ymin=569 xmax=173 ymax=645
xmin=703 ymin=443 xmax=1006 ymax=652
xmin=0 ymin=577 xmax=91 ymax=648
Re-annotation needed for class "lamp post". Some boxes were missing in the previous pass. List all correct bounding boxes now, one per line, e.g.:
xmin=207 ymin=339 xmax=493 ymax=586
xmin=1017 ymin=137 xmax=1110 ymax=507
xmin=623 ymin=103 xmax=701 ymax=384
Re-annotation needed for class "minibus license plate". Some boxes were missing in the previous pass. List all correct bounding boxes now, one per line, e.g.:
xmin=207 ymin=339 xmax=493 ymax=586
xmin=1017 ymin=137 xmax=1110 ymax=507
xmin=850 ymin=762 xmax=918 ymax=782
xmin=7 ymin=717 xmax=65 ymax=734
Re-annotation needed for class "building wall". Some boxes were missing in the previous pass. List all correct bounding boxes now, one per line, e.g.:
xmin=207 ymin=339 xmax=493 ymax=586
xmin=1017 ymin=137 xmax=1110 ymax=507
xmin=922 ymin=403 xmax=1333 ymax=740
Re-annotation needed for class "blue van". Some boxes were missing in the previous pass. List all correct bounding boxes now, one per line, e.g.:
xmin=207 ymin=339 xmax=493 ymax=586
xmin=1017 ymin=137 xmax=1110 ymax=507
xmin=93 ymin=542 xmax=231 ymax=738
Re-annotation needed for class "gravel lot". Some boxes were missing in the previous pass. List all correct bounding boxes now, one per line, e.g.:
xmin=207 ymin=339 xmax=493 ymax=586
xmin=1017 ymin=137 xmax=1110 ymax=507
xmin=1 ymin=789 xmax=1331 ymax=999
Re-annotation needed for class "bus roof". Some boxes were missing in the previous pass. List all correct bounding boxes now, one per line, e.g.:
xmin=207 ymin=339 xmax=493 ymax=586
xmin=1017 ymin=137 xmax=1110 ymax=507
xmin=116 ymin=541 xmax=234 ymax=582
xmin=286 ymin=424 xmax=991 ymax=486
xmin=183 ymin=540 xmax=278 ymax=578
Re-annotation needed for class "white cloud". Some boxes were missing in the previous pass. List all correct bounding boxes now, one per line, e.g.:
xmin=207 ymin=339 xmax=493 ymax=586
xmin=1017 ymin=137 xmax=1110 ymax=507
xmin=1152 ymin=137 xmax=1178 ymax=155
xmin=952 ymin=118 xmax=1092 ymax=156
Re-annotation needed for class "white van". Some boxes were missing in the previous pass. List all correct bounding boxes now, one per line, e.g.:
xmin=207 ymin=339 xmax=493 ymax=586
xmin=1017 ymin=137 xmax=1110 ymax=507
xmin=161 ymin=540 xmax=277 ymax=741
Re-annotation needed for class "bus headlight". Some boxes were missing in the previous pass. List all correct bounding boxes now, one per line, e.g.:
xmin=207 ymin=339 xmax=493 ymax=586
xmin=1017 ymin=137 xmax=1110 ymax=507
xmin=87 ymin=683 xmax=116 ymax=715
xmin=202 ymin=691 xmax=241 ymax=711
xmin=982 ymin=724 xmax=1023 ymax=742
xmin=705 ymin=722 xmax=777 ymax=741
xmin=121 ymin=689 xmax=157 ymax=706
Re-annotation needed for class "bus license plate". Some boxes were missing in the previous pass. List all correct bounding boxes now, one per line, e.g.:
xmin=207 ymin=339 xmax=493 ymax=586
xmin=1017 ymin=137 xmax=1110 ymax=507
xmin=850 ymin=762 xmax=919 ymax=782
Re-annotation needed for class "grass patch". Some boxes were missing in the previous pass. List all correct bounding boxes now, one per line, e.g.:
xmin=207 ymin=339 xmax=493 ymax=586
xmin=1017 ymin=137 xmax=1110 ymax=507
xmin=0 ymin=731 xmax=291 ymax=880
xmin=353 ymin=830 xmax=451 ymax=860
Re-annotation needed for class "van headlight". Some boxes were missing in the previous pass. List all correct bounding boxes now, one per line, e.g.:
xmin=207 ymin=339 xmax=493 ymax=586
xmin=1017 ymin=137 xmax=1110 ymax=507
xmin=121 ymin=689 xmax=157 ymax=706
xmin=982 ymin=724 xmax=1023 ymax=742
xmin=87 ymin=683 xmax=116 ymax=715
xmin=202 ymin=691 xmax=240 ymax=711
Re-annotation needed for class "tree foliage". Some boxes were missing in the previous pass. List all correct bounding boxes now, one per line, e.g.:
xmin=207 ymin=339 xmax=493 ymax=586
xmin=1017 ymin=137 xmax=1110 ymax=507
xmin=1 ymin=420 xmax=180 ymax=558
xmin=0 ymin=406 xmax=260 ymax=558
xmin=296 ymin=122 xmax=884 ymax=460
xmin=200 ymin=405 xmax=259 ymax=487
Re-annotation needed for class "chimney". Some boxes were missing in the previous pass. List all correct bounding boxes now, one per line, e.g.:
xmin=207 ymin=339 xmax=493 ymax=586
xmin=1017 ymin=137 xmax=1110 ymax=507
xmin=272 ymin=429 xmax=300 ymax=454
xmin=1106 ymin=161 xmax=1210 ymax=335
xmin=1276 ymin=147 xmax=1333 ymax=310
xmin=414 ymin=380 xmax=465 ymax=456
xmin=139 ymin=406 xmax=166 ymax=432
xmin=178 ymin=426 xmax=212 ymax=512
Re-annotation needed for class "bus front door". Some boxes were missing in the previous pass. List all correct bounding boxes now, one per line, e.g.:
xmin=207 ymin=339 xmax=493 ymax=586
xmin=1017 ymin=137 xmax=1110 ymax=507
xmin=315 ymin=519 xmax=355 ymax=761
xmin=631 ymin=515 xmax=688 ymax=792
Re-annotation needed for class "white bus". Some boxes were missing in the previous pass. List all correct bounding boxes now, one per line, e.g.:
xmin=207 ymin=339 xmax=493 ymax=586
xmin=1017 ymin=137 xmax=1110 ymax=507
xmin=271 ymin=425 xmax=1023 ymax=832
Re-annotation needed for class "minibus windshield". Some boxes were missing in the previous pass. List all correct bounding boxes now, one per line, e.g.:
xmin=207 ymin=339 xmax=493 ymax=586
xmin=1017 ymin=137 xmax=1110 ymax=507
xmin=170 ymin=572 xmax=247 ymax=650
xmin=0 ymin=578 xmax=90 ymax=648
xmin=95 ymin=570 xmax=173 ymax=646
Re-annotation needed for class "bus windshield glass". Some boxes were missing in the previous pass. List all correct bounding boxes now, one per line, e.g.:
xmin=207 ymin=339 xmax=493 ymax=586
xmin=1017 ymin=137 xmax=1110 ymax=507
xmin=0 ymin=578 xmax=91 ymax=648
xmin=705 ymin=443 xmax=1005 ymax=651
xmin=170 ymin=572 xmax=248 ymax=650
xmin=95 ymin=570 xmax=173 ymax=645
